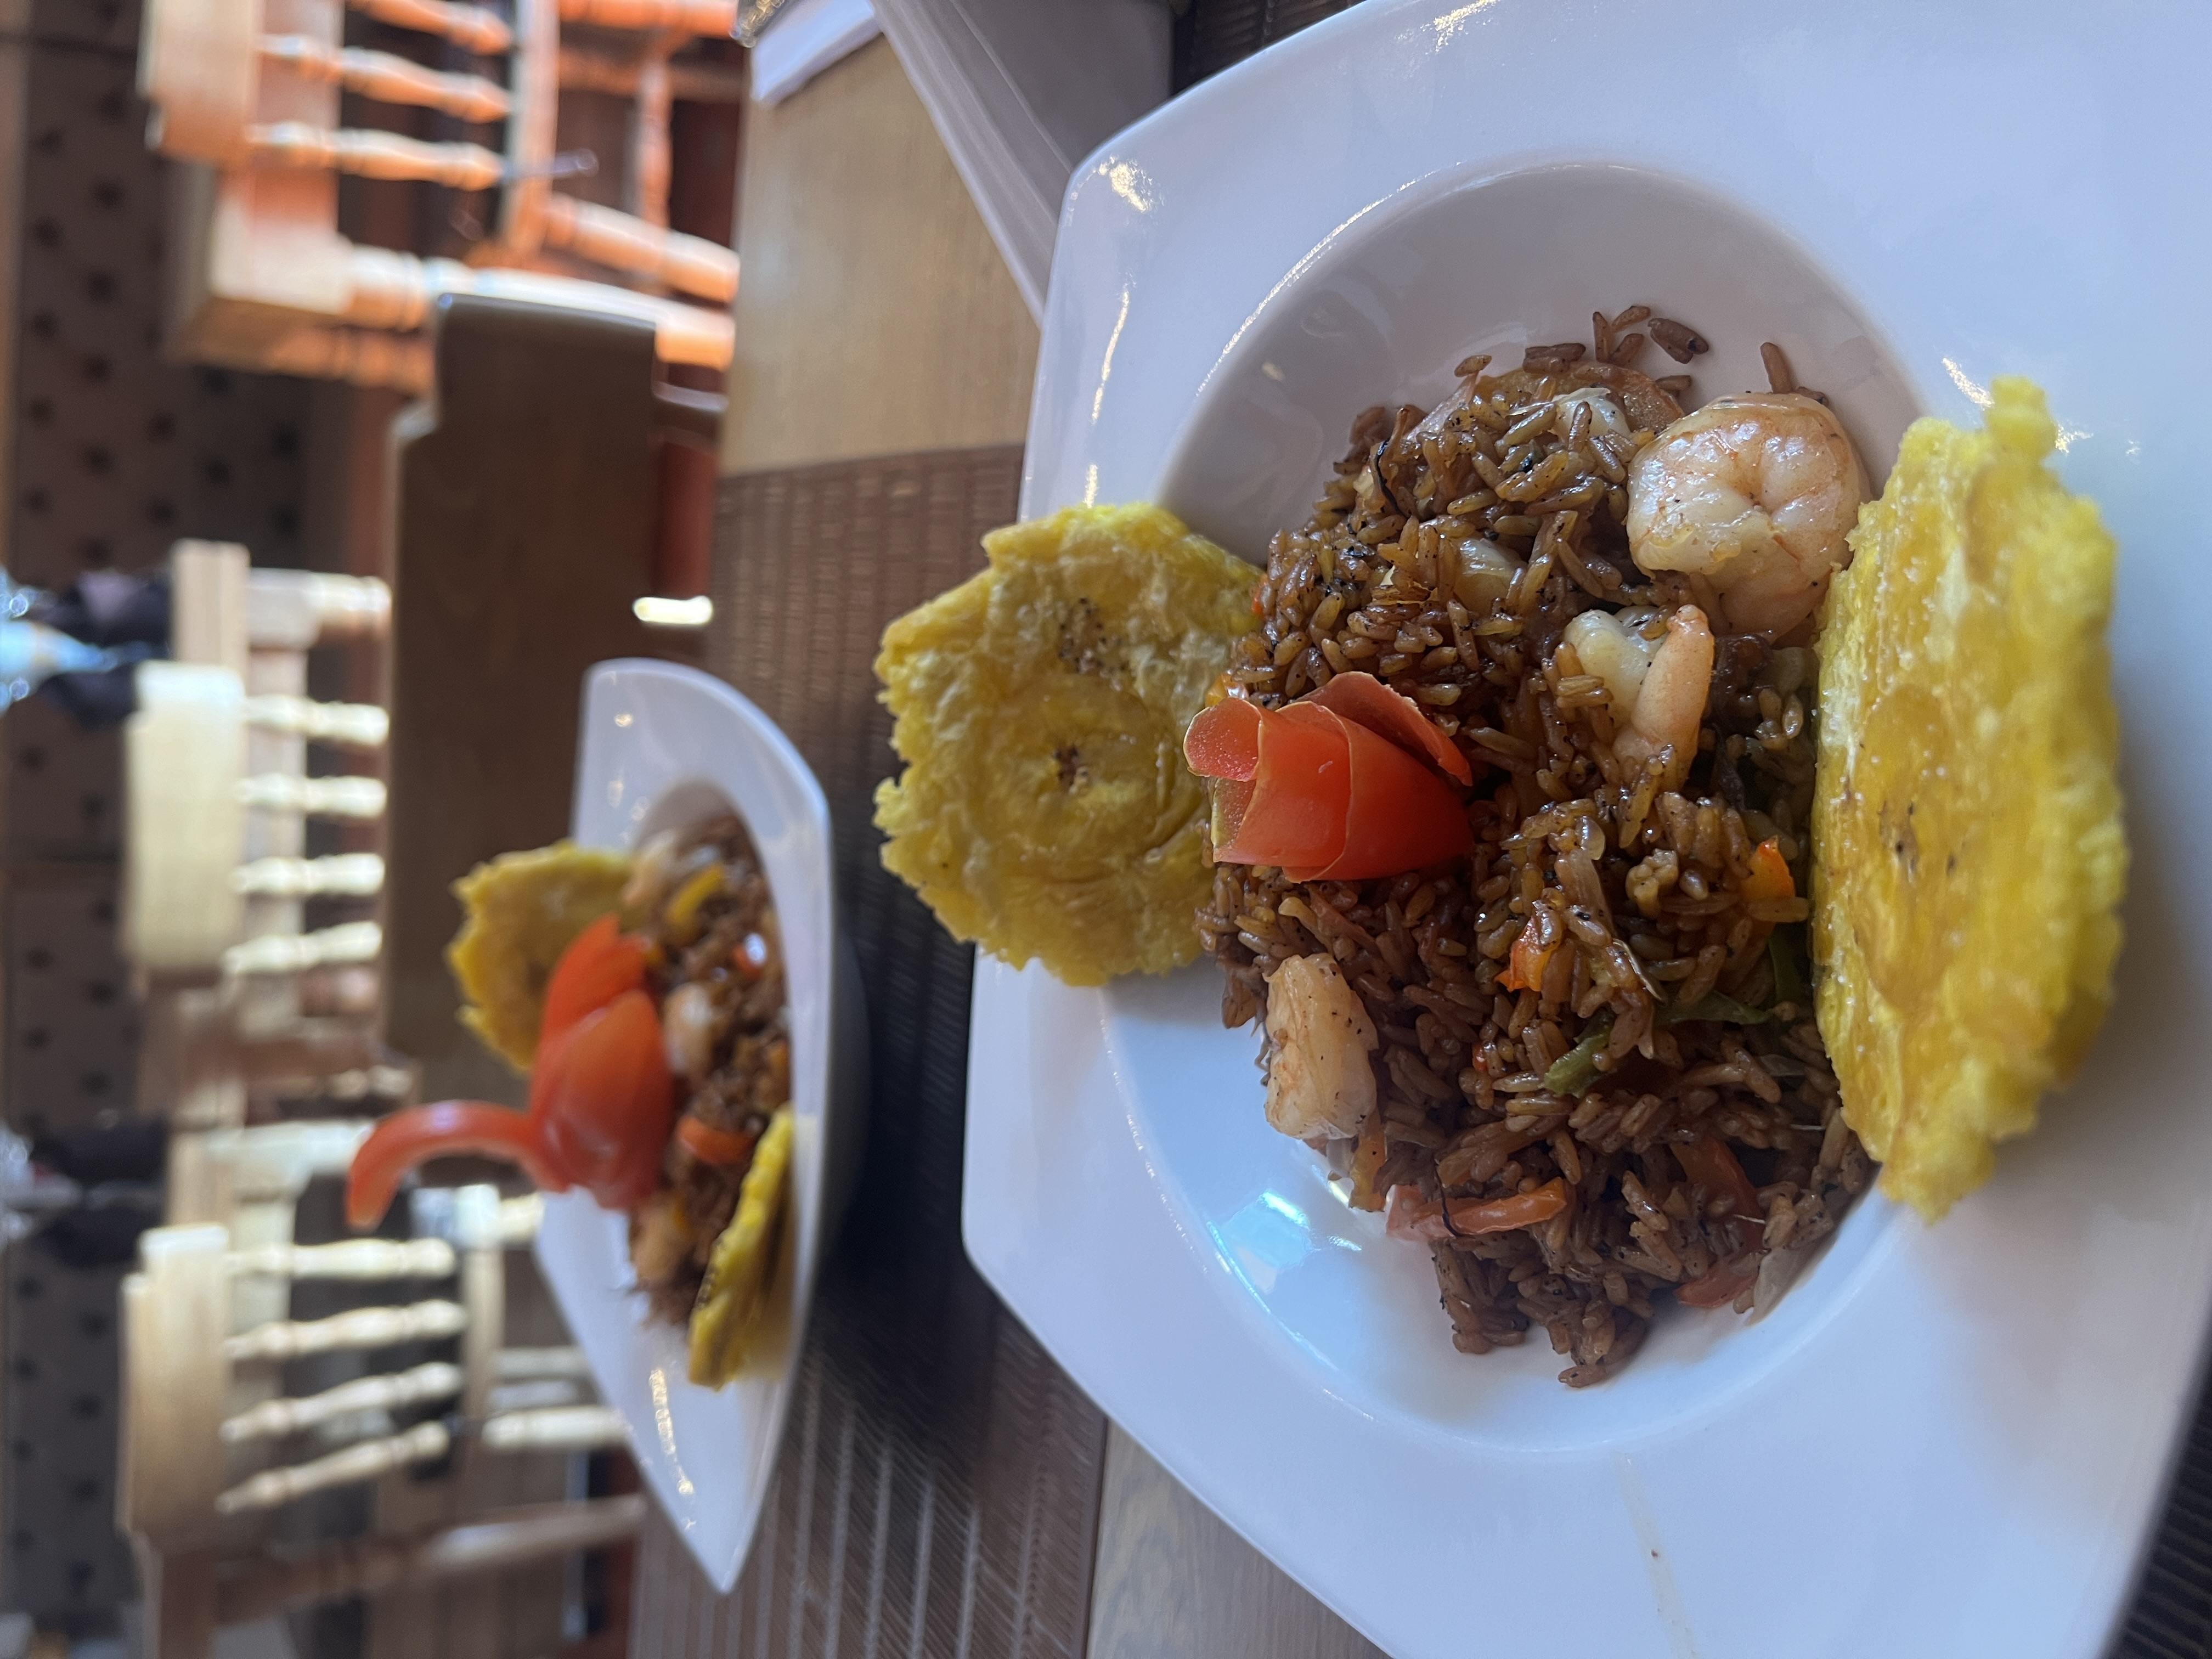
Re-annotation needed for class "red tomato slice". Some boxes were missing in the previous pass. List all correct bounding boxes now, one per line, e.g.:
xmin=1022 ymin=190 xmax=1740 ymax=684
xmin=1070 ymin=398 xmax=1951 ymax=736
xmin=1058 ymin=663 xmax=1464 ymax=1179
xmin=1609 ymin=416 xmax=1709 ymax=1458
xmin=1182 ymin=696 xmax=1264 ymax=782
xmin=1210 ymin=774 xmax=1256 ymax=855
xmin=1306 ymin=671 xmax=1474 ymax=784
xmin=1290 ymin=714 xmax=1471 ymax=881
xmin=539 ymin=914 xmax=650 ymax=1057
xmin=1184 ymin=690 xmax=1470 ymax=882
xmin=1205 ymin=703 xmax=1350 ymax=871
xmin=532 ymin=989 xmax=675 ymax=1214
xmin=345 ymin=1101 xmax=569 ymax=1231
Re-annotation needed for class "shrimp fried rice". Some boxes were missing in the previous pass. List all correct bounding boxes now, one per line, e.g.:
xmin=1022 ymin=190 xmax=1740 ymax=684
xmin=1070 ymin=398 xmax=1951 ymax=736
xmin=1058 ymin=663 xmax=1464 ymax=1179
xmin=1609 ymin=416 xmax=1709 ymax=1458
xmin=1199 ymin=311 xmax=1874 ymax=1386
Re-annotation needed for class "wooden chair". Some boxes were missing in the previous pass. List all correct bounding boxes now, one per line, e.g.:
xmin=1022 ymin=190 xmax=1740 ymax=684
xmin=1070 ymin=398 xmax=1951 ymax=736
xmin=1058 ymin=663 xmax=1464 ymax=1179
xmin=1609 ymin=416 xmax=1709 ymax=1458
xmin=125 ymin=540 xmax=403 ymax=1214
xmin=120 ymin=536 xmax=639 ymax=1657
xmin=120 ymin=1187 xmax=634 ymax=1659
xmin=137 ymin=0 xmax=745 ymax=391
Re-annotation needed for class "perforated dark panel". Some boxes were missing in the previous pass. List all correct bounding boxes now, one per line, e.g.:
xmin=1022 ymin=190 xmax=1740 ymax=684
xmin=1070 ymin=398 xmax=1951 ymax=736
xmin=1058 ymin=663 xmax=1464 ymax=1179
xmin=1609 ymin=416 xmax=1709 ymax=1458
xmin=1 ymin=1 xmax=311 ymax=1632
xmin=1 ymin=1243 xmax=133 ymax=1624
xmin=12 ymin=31 xmax=310 ymax=590
xmin=5 ymin=867 xmax=133 ymax=1144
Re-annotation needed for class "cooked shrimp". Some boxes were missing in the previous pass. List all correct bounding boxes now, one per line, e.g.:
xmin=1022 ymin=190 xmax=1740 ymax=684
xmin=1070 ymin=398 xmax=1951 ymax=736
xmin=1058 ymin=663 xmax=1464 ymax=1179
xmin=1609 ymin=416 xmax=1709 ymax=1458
xmin=622 ymin=829 xmax=682 ymax=914
xmin=629 ymin=1190 xmax=692 ymax=1286
xmin=1626 ymin=392 xmax=1867 ymax=636
xmin=661 ymin=981 xmax=720 ymax=1083
xmin=1262 ymin=953 xmax=1378 ymax=1141
xmin=1567 ymin=605 xmax=1713 ymax=791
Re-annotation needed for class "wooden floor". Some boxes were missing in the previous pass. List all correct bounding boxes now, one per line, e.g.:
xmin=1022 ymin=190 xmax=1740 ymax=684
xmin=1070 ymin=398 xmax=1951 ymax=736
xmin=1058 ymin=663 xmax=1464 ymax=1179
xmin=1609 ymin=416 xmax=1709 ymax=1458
xmin=712 ymin=35 xmax=1390 ymax=1659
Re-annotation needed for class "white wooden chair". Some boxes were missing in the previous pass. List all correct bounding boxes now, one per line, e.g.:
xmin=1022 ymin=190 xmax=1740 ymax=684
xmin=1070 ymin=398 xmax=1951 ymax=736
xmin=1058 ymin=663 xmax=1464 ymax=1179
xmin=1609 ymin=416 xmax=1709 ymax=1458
xmin=119 ymin=548 xmax=635 ymax=1656
xmin=123 ymin=540 xmax=403 ymax=1226
xmin=137 ymin=0 xmax=744 ymax=392
xmin=120 ymin=1186 xmax=633 ymax=1659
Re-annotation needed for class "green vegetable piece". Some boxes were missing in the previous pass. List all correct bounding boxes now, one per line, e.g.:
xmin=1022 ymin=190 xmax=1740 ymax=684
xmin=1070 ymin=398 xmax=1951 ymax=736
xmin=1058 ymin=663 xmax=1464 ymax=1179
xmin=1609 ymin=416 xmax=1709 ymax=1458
xmin=1661 ymin=992 xmax=1771 ymax=1027
xmin=1769 ymin=923 xmax=1807 ymax=1006
xmin=1544 ymin=1018 xmax=1613 ymax=1096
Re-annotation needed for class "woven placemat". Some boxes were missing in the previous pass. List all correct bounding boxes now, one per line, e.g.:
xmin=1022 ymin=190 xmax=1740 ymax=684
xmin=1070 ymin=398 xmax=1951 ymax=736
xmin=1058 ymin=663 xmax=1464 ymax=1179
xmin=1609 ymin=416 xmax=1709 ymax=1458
xmin=2121 ymin=1405 xmax=2212 ymax=1658
xmin=630 ymin=447 xmax=1107 ymax=1659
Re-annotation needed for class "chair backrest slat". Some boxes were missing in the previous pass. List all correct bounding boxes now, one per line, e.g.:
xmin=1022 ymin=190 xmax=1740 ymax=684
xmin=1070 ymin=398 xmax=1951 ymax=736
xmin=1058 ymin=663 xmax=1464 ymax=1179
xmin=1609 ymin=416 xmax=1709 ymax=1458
xmin=222 ymin=1361 xmax=465 ymax=1444
xmin=216 ymin=1421 xmax=451 ymax=1515
xmin=227 ymin=1237 xmax=454 ymax=1280
xmin=225 ymin=1299 xmax=465 ymax=1363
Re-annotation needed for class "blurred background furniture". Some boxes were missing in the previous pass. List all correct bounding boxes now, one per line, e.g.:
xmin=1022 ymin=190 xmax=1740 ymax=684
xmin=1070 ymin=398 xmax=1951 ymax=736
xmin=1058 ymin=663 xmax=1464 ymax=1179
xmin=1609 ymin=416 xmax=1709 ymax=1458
xmin=119 ymin=1187 xmax=635 ymax=1659
xmin=136 ymin=0 xmax=746 ymax=393
xmin=122 ymin=537 xmax=401 ymax=1216
xmin=385 ymin=295 xmax=695 ymax=1108
xmin=0 ymin=9 xmax=671 ymax=1647
xmin=114 ymin=528 xmax=642 ymax=1659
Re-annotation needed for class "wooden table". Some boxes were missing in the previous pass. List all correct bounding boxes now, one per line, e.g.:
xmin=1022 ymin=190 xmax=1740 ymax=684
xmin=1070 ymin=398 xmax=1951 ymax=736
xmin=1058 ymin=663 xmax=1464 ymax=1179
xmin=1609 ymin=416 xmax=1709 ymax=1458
xmin=658 ymin=32 xmax=1385 ymax=1659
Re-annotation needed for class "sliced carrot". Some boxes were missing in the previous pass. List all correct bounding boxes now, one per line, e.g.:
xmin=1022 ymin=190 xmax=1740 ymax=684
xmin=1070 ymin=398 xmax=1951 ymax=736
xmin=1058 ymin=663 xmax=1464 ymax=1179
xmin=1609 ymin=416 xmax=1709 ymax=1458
xmin=1307 ymin=670 xmax=1474 ymax=784
xmin=1674 ymin=1133 xmax=1765 ymax=1254
xmin=1677 ymin=1258 xmax=1758 ymax=1308
xmin=1443 ymin=1177 xmax=1570 ymax=1235
xmin=1742 ymin=837 xmax=1795 ymax=903
xmin=1502 ymin=914 xmax=1555 ymax=994
xmin=677 ymin=1116 xmax=758 ymax=1166
xmin=1387 ymin=1178 xmax=1571 ymax=1243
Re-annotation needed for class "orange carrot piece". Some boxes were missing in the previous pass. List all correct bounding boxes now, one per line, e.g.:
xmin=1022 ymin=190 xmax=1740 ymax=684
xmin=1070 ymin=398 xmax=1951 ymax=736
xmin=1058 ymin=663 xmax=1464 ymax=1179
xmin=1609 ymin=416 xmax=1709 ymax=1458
xmin=1503 ymin=919 xmax=1554 ymax=994
xmin=1742 ymin=837 xmax=1795 ymax=902
xmin=1443 ymin=1177 xmax=1570 ymax=1235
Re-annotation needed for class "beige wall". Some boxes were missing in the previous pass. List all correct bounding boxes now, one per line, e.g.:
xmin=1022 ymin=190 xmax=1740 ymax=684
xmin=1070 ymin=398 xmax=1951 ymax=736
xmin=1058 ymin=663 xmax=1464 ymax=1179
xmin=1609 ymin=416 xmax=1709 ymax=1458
xmin=720 ymin=37 xmax=1040 ymax=472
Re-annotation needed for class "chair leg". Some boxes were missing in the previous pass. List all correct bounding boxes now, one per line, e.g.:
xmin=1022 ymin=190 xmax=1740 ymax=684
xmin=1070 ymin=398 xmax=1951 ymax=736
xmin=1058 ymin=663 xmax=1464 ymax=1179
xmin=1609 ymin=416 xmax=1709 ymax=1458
xmin=136 ymin=1542 xmax=219 ymax=1659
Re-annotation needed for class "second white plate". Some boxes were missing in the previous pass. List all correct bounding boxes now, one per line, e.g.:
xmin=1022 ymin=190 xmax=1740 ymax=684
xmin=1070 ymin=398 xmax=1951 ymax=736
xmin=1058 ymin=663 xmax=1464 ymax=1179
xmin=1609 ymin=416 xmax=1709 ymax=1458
xmin=536 ymin=658 xmax=862 ymax=1592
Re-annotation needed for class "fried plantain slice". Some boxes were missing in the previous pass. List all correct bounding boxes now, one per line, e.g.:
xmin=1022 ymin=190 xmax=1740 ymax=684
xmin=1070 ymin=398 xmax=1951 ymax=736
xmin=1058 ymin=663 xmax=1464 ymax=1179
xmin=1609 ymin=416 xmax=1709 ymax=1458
xmin=872 ymin=502 xmax=1257 ymax=984
xmin=447 ymin=842 xmax=631 ymax=1073
xmin=687 ymin=1105 xmax=794 ymax=1387
xmin=1813 ymin=378 xmax=2126 ymax=1219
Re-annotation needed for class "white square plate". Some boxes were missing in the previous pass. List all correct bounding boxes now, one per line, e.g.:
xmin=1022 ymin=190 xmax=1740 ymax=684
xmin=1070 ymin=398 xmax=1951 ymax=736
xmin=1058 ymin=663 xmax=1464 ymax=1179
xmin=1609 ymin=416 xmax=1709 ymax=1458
xmin=965 ymin=3 xmax=2212 ymax=1655
xmin=535 ymin=659 xmax=862 ymax=1592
